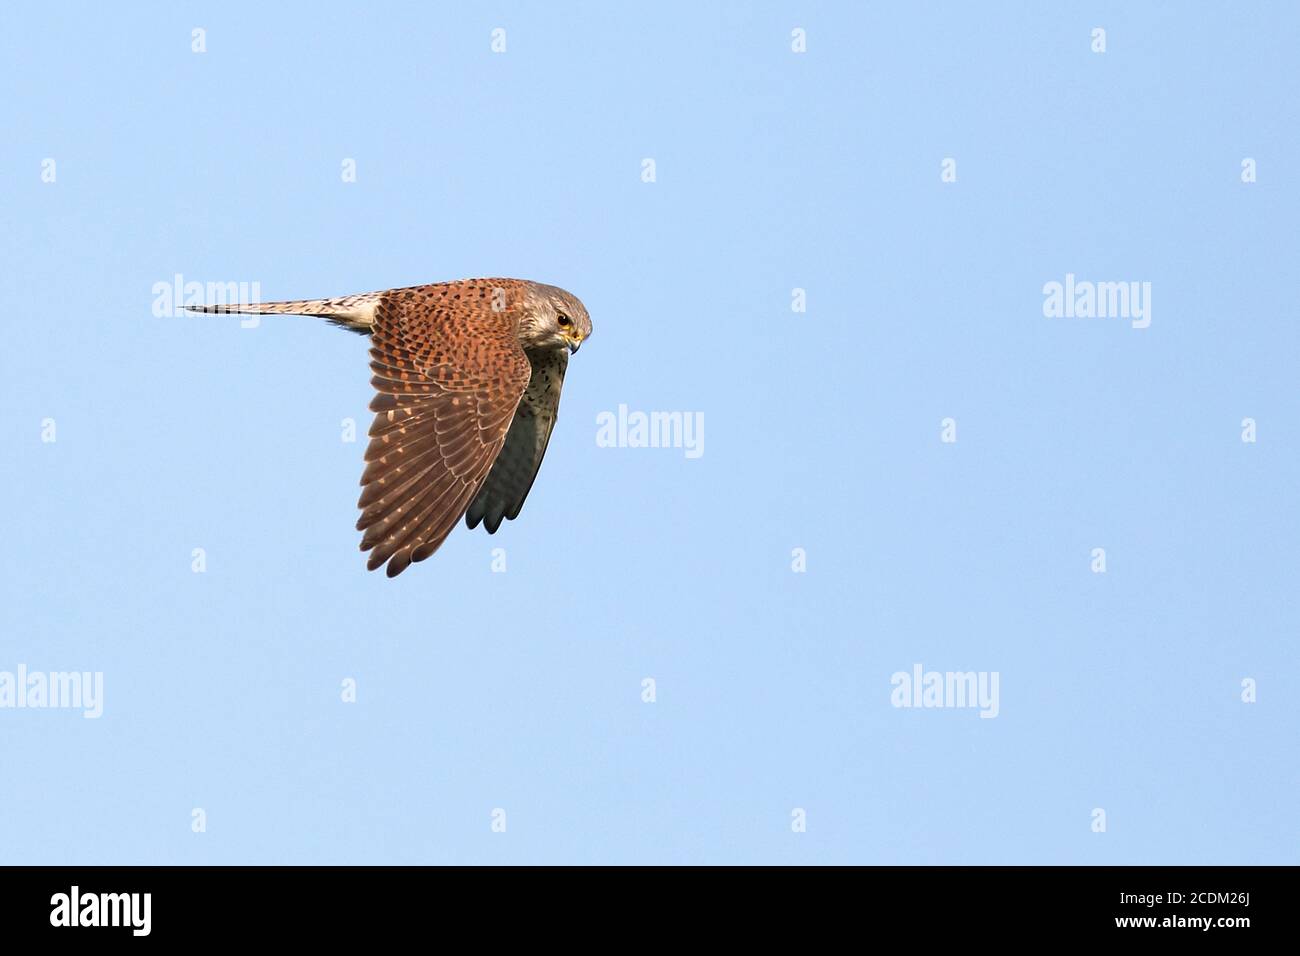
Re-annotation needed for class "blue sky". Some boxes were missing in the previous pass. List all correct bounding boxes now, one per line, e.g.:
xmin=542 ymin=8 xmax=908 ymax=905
xmin=1 ymin=2 xmax=1296 ymax=864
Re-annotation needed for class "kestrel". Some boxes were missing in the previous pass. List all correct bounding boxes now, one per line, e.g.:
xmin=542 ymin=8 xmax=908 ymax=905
xmin=188 ymin=279 xmax=592 ymax=576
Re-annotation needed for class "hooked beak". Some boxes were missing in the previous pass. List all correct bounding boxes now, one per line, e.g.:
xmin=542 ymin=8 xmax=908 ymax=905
xmin=567 ymin=336 xmax=583 ymax=354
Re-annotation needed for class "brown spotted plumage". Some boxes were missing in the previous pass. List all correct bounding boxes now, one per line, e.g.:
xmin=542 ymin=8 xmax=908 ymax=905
xmin=188 ymin=278 xmax=592 ymax=576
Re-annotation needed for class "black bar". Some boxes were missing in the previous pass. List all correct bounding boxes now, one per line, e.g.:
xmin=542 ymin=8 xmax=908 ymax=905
xmin=0 ymin=865 xmax=1281 ymax=941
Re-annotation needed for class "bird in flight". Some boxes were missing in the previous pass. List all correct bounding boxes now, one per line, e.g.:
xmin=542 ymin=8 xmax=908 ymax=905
xmin=187 ymin=279 xmax=592 ymax=576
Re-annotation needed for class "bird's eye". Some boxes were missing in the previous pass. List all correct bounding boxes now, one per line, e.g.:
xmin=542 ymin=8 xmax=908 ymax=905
xmin=557 ymin=313 xmax=573 ymax=328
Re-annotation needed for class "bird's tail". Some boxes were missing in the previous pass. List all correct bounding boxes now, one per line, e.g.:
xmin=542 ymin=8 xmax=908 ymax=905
xmin=184 ymin=292 xmax=381 ymax=334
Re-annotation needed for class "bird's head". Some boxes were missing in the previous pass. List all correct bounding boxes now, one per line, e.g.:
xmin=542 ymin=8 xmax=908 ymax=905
xmin=519 ymin=283 xmax=592 ymax=354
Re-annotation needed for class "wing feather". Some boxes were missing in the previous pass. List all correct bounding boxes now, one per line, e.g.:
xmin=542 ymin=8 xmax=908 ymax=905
xmin=356 ymin=285 xmax=532 ymax=576
xmin=465 ymin=348 xmax=568 ymax=534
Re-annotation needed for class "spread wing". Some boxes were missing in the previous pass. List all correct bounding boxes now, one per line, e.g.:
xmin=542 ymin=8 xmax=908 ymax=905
xmin=357 ymin=288 xmax=532 ymax=577
xmin=465 ymin=348 xmax=568 ymax=533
